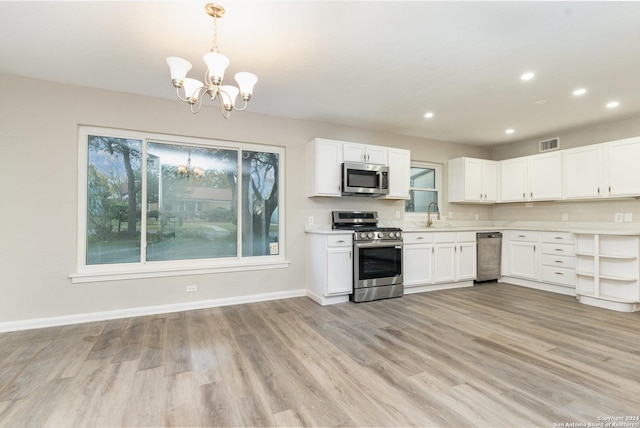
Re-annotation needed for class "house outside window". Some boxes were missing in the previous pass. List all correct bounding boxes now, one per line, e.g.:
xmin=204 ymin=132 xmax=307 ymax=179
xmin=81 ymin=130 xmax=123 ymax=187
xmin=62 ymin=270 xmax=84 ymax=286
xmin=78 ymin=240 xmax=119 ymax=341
xmin=75 ymin=127 xmax=286 ymax=282
xmin=404 ymin=161 xmax=442 ymax=215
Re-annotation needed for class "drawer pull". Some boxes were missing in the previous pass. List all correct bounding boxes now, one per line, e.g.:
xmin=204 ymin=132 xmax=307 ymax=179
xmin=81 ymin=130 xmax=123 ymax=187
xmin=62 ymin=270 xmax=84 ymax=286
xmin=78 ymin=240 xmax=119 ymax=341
xmin=416 ymin=236 xmax=424 ymax=240
xmin=554 ymin=248 xmax=564 ymax=252
xmin=518 ymin=235 xmax=526 ymax=238
xmin=555 ymin=272 xmax=565 ymax=276
xmin=554 ymin=237 xmax=564 ymax=240
xmin=555 ymin=260 xmax=564 ymax=264
xmin=336 ymin=240 xmax=345 ymax=243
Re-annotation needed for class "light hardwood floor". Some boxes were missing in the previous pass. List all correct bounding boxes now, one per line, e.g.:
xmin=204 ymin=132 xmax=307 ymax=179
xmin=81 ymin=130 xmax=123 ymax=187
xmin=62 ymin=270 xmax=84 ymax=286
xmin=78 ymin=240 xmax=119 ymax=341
xmin=1 ymin=283 xmax=639 ymax=427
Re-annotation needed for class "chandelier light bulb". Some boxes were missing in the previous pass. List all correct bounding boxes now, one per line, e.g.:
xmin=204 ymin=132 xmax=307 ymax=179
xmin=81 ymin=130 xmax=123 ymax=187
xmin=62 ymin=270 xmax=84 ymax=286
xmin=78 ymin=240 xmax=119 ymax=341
xmin=220 ymin=85 xmax=239 ymax=110
xmin=235 ymin=72 xmax=258 ymax=99
xmin=203 ymin=52 xmax=230 ymax=85
xmin=182 ymin=78 xmax=204 ymax=103
xmin=166 ymin=57 xmax=192 ymax=87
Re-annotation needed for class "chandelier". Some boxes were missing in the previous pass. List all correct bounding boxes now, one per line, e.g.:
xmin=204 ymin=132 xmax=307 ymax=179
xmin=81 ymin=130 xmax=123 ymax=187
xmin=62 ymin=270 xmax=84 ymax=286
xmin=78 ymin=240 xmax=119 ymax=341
xmin=176 ymin=148 xmax=203 ymax=181
xmin=166 ymin=3 xmax=257 ymax=118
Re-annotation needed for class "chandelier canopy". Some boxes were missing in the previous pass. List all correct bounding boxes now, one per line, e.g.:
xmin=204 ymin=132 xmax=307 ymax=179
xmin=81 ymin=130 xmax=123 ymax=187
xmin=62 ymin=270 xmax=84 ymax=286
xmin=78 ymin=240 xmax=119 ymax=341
xmin=166 ymin=3 xmax=257 ymax=118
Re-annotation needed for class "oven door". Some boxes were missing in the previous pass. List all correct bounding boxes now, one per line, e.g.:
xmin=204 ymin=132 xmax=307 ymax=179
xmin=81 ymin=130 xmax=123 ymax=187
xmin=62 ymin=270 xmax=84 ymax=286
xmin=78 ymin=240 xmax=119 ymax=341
xmin=353 ymin=240 xmax=403 ymax=289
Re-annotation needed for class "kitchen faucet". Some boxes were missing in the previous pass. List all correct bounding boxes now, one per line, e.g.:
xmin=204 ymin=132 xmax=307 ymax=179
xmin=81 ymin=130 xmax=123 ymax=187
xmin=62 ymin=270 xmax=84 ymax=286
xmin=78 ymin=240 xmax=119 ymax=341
xmin=427 ymin=202 xmax=440 ymax=227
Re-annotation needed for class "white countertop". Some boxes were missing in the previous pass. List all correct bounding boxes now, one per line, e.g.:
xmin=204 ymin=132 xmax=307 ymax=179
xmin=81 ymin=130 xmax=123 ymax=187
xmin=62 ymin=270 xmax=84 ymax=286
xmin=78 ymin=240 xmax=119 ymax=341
xmin=305 ymin=221 xmax=640 ymax=236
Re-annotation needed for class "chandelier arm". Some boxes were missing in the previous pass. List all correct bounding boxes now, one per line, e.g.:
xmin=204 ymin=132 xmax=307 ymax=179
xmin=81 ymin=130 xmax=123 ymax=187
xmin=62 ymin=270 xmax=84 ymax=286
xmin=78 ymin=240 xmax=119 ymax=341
xmin=190 ymin=90 xmax=206 ymax=114
xmin=175 ymin=87 xmax=190 ymax=103
xmin=215 ymin=93 xmax=232 ymax=119
xmin=232 ymin=99 xmax=250 ymax=112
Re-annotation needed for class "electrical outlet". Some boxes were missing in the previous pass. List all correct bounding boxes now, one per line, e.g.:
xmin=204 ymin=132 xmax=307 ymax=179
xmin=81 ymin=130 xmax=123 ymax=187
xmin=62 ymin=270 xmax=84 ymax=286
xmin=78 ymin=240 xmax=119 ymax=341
xmin=624 ymin=213 xmax=633 ymax=222
xmin=308 ymin=216 xmax=314 ymax=225
xmin=474 ymin=213 xmax=479 ymax=221
xmin=614 ymin=213 xmax=624 ymax=223
xmin=562 ymin=213 xmax=568 ymax=221
xmin=185 ymin=285 xmax=197 ymax=292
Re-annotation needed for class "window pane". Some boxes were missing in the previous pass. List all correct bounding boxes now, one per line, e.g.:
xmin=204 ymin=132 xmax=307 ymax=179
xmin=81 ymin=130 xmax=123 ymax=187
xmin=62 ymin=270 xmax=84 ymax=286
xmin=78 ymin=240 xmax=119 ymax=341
xmin=410 ymin=167 xmax=435 ymax=189
xmin=146 ymin=142 xmax=238 ymax=261
xmin=87 ymin=136 xmax=142 ymax=264
xmin=405 ymin=190 xmax=438 ymax=212
xmin=242 ymin=151 xmax=279 ymax=256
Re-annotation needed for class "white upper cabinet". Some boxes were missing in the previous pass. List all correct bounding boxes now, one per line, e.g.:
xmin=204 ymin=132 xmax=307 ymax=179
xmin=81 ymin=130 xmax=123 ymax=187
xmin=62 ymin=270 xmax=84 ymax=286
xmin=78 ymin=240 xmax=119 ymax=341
xmin=448 ymin=157 xmax=497 ymax=203
xmin=563 ymin=137 xmax=640 ymax=199
xmin=343 ymin=142 xmax=388 ymax=164
xmin=384 ymin=148 xmax=411 ymax=199
xmin=563 ymin=144 xmax=605 ymax=199
xmin=606 ymin=137 xmax=640 ymax=197
xmin=498 ymin=152 xmax=561 ymax=202
xmin=528 ymin=151 xmax=562 ymax=201
xmin=498 ymin=157 xmax=528 ymax=202
xmin=306 ymin=138 xmax=343 ymax=197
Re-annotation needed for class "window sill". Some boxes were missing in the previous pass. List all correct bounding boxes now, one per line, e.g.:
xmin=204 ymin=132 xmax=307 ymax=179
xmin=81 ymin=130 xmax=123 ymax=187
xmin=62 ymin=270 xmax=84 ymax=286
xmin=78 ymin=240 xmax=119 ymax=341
xmin=70 ymin=259 xmax=290 ymax=283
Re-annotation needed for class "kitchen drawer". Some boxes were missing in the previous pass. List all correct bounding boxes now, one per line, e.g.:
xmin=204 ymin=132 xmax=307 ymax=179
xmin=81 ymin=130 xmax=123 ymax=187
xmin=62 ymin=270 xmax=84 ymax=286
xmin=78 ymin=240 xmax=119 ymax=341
xmin=542 ymin=231 xmax=574 ymax=244
xmin=457 ymin=231 xmax=477 ymax=242
xmin=326 ymin=234 xmax=352 ymax=247
xmin=542 ymin=242 xmax=575 ymax=256
xmin=433 ymin=232 xmax=457 ymax=243
xmin=541 ymin=265 xmax=576 ymax=287
xmin=542 ymin=254 xmax=576 ymax=269
xmin=404 ymin=232 xmax=433 ymax=244
xmin=509 ymin=230 xmax=540 ymax=242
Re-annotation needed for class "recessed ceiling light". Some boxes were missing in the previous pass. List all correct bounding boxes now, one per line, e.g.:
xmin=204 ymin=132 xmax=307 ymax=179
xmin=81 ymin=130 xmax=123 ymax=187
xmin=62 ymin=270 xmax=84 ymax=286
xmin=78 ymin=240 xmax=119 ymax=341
xmin=505 ymin=128 xmax=515 ymax=134
xmin=424 ymin=112 xmax=434 ymax=119
xmin=573 ymin=88 xmax=587 ymax=96
xmin=520 ymin=72 xmax=535 ymax=81
xmin=606 ymin=101 xmax=620 ymax=109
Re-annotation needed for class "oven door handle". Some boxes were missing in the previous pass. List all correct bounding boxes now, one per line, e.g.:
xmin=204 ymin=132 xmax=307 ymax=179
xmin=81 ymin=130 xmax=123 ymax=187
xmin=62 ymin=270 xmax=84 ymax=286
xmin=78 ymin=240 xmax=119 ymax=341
xmin=354 ymin=241 xmax=403 ymax=249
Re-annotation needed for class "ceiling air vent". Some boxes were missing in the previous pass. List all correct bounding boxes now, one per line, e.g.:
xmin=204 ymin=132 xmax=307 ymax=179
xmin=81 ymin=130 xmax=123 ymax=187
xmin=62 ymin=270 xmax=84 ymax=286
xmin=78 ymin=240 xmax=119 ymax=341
xmin=539 ymin=137 xmax=559 ymax=152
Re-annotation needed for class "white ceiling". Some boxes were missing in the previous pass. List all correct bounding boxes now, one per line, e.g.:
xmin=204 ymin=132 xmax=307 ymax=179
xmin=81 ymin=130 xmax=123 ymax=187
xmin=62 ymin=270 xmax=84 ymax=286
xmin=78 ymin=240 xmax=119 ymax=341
xmin=2 ymin=1 xmax=640 ymax=146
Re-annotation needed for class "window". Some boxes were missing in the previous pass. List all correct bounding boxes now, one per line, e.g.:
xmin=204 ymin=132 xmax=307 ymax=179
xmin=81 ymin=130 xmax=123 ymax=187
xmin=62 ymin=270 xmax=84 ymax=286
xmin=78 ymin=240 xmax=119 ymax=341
xmin=75 ymin=127 xmax=286 ymax=282
xmin=404 ymin=161 xmax=442 ymax=214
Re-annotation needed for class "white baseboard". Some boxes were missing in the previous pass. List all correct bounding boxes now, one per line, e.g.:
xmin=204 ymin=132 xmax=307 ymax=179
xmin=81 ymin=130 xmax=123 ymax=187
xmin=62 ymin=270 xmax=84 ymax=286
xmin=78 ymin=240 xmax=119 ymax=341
xmin=0 ymin=289 xmax=307 ymax=333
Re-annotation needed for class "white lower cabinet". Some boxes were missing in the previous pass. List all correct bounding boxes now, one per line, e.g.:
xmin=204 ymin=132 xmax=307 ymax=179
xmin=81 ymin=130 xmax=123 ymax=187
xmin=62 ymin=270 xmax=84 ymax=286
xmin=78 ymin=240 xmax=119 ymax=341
xmin=540 ymin=232 xmax=576 ymax=288
xmin=433 ymin=232 xmax=476 ymax=283
xmin=307 ymin=233 xmax=353 ymax=305
xmin=403 ymin=232 xmax=434 ymax=287
xmin=575 ymin=234 xmax=640 ymax=312
xmin=504 ymin=231 xmax=540 ymax=280
xmin=402 ymin=231 xmax=475 ymax=290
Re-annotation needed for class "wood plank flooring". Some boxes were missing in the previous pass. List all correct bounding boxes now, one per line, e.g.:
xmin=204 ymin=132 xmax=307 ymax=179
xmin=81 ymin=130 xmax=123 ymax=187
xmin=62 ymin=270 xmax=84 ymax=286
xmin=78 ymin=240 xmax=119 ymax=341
xmin=1 ymin=283 xmax=639 ymax=427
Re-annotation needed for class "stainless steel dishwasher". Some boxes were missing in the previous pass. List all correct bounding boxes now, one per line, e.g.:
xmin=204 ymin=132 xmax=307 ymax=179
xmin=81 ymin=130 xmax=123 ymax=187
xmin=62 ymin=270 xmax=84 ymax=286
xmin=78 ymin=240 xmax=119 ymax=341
xmin=476 ymin=232 xmax=502 ymax=282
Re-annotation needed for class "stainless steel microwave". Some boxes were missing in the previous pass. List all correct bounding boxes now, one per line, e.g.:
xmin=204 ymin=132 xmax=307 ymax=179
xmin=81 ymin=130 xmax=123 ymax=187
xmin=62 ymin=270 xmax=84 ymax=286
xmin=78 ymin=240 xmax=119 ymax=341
xmin=342 ymin=162 xmax=389 ymax=196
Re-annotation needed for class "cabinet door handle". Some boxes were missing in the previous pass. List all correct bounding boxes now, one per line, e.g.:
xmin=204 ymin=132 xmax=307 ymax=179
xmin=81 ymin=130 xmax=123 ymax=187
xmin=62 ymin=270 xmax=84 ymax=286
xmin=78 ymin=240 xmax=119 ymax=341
xmin=530 ymin=192 xmax=533 ymax=198
xmin=597 ymin=187 xmax=600 ymax=195
xmin=522 ymin=192 xmax=525 ymax=199
xmin=349 ymin=251 xmax=351 ymax=260
xmin=609 ymin=186 xmax=612 ymax=193
xmin=534 ymin=245 xmax=536 ymax=252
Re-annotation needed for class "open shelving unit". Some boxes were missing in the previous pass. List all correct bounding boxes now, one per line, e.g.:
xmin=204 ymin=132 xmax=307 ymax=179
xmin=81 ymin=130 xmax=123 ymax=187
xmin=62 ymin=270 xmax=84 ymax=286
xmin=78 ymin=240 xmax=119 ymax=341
xmin=575 ymin=234 xmax=640 ymax=312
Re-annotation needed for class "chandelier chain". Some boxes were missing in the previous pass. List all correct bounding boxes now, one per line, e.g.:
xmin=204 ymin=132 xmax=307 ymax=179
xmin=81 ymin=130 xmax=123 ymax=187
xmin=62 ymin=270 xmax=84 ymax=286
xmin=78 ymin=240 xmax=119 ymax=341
xmin=211 ymin=17 xmax=219 ymax=53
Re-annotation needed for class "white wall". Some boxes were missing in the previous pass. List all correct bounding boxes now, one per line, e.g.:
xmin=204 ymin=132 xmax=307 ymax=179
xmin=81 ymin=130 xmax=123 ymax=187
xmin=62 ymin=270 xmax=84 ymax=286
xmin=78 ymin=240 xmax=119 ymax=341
xmin=0 ymin=74 xmax=489 ymax=325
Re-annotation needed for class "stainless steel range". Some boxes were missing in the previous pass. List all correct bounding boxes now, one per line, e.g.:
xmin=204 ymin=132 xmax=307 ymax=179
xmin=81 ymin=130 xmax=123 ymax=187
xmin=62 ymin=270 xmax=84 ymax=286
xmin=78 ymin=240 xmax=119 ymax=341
xmin=332 ymin=211 xmax=403 ymax=302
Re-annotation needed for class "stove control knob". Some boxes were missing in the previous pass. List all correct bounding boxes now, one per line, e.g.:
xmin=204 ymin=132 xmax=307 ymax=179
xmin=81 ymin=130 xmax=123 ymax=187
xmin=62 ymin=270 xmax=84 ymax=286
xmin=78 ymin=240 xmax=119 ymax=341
xmin=367 ymin=232 xmax=375 ymax=239
xmin=396 ymin=232 xmax=402 ymax=239
xmin=389 ymin=232 xmax=396 ymax=238
xmin=378 ymin=232 xmax=384 ymax=238
xmin=360 ymin=232 xmax=367 ymax=239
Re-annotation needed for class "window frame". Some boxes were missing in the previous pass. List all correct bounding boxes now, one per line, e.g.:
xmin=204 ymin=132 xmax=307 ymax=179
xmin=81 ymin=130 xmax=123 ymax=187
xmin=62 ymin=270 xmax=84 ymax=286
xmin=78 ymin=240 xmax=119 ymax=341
xmin=403 ymin=160 xmax=443 ymax=219
xmin=72 ymin=126 xmax=287 ymax=283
